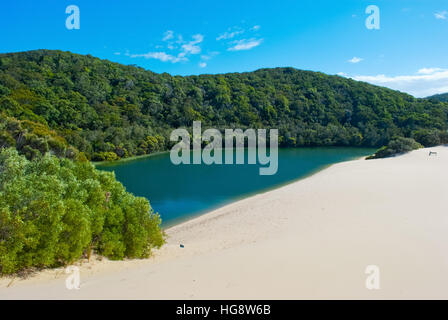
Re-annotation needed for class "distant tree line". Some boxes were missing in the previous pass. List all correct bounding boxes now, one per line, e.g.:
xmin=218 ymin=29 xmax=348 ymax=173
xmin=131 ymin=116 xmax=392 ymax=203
xmin=427 ymin=92 xmax=448 ymax=103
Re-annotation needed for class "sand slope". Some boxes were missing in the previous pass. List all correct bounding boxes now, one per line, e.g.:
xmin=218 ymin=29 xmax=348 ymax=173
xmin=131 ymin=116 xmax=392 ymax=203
xmin=1 ymin=146 xmax=447 ymax=299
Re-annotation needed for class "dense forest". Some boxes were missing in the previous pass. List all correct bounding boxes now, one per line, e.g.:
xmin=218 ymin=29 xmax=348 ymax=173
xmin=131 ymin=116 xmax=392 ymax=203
xmin=1 ymin=49 xmax=447 ymax=161
xmin=427 ymin=92 xmax=448 ymax=103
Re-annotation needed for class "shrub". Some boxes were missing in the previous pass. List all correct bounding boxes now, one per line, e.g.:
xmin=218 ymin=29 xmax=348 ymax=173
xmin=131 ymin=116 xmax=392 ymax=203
xmin=0 ymin=148 xmax=164 ymax=274
xmin=412 ymin=129 xmax=442 ymax=147
xmin=92 ymin=151 xmax=119 ymax=162
xmin=0 ymin=115 xmax=74 ymax=160
xmin=367 ymin=137 xmax=423 ymax=159
xmin=0 ymin=132 xmax=15 ymax=148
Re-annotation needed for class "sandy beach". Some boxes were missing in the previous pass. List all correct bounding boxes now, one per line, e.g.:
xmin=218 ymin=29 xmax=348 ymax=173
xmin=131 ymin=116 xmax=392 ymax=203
xmin=1 ymin=146 xmax=447 ymax=299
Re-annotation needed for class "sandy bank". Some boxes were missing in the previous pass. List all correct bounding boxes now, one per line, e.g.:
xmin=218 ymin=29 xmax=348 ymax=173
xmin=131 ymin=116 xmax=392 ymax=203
xmin=1 ymin=146 xmax=447 ymax=299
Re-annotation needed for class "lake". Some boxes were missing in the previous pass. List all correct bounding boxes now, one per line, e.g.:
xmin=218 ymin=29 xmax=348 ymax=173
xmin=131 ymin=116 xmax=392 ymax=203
xmin=97 ymin=147 xmax=374 ymax=227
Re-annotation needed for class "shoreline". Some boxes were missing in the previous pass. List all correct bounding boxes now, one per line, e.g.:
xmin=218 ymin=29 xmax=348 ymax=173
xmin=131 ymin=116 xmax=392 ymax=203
xmin=162 ymin=161 xmax=340 ymax=230
xmin=1 ymin=146 xmax=447 ymax=299
xmin=97 ymin=146 xmax=375 ymax=229
xmin=93 ymin=150 xmax=169 ymax=166
xmin=162 ymin=162 xmax=336 ymax=229
xmin=92 ymin=146 xmax=376 ymax=167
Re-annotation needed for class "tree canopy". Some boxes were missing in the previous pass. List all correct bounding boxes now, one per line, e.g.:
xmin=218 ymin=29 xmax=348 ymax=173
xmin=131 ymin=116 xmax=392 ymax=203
xmin=1 ymin=49 xmax=447 ymax=160
xmin=0 ymin=148 xmax=164 ymax=274
xmin=427 ymin=92 xmax=448 ymax=102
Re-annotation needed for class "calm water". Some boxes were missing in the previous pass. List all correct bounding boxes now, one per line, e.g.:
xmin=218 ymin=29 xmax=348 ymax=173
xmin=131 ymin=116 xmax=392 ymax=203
xmin=97 ymin=147 xmax=374 ymax=227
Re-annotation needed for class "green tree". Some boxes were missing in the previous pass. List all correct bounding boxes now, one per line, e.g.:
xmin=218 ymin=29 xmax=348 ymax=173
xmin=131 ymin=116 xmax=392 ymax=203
xmin=0 ymin=148 xmax=164 ymax=274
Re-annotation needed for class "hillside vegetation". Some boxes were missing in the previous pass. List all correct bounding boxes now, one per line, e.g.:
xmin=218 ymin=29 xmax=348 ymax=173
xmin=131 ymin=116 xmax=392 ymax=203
xmin=427 ymin=92 xmax=448 ymax=103
xmin=1 ymin=50 xmax=447 ymax=161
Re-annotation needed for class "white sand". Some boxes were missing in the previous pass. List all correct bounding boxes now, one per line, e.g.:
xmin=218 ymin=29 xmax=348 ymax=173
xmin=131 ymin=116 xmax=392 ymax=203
xmin=1 ymin=146 xmax=448 ymax=299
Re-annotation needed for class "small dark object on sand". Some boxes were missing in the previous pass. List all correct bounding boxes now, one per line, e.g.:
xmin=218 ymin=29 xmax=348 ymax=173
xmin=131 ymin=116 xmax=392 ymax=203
xmin=429 ymin=151 xmax=438 ymax=156
xmin=180 ymin=244 xmax=185 ymax=248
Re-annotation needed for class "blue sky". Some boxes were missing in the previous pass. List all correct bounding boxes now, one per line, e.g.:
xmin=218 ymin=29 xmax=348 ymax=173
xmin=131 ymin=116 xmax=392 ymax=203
xmin=1 ymin=0 xmax=448 ymax=97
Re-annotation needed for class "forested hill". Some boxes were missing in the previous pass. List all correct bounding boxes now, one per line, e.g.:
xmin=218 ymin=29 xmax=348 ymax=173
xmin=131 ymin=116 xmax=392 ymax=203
xmin=1 ymin=49 xmax=447 ymax=161
xmin=427 ymin=93 xmax=448 ymax=102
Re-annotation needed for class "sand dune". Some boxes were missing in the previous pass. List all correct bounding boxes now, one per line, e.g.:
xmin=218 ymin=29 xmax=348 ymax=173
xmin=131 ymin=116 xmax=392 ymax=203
xmin=1 ymin=146 xmax=447 ymax=299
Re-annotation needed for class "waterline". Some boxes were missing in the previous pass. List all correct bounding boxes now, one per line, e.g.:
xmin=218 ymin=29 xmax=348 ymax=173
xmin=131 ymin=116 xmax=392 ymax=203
xmin=97 ymin=147 xmax=374 ymax=227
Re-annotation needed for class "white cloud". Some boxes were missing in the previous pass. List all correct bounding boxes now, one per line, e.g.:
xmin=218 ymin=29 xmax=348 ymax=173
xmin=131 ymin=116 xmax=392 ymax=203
xmin=227 ymin=38 xmax=263 ymax=51
xmin=434 ymin=11 xmax=447 ymax=19
xmin=348 ymin=68 xmax=448 ymax=97
xmin=113 ymin=52 xmax=121 ymax=55
xmin=217 ymin=30 xmax=244 ymax=41
xmin=198 ymin=52 xmax=219 ymax=68
xmin=417 ymin=67 xmax=443 ymax=75
xmin=164 ymin=32 xmax=184 ymax=50
xmin=217 ymin=24 xmax=260 ymax=41
xmin=130 ymin=33 xmax=203 ymax=63
xmin=201 ymin=51 xmax=219 ymax=60
xmin=337 ymin=72 xmax=348 ymax=77
xmin=130 ymin=52 xmax=179 ymax=62
xmin=348 ymin=56 xmax=363 ymax=64
xmin=176 ymin=34 xmax=184 ymax=43
xmin=163 ymin=30 xmax=174 ymax=41
xmin=181 ymin=34 xmax=204 ymax=55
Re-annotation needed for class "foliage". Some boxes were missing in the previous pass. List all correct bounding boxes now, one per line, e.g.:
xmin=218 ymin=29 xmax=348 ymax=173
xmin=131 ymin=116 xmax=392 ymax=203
xmin=0 ymin=115 xmax=83 ymax=160
xmin=0 ymin=148 xmax=164 ymax=274
xmin=427 ymin=92 xmax=448 ymax=102
xmin=412 ymin=128 xmax=448 ymax=147
xmin=1 ymin=50 xmax=447 ymax=160
xmin=367 ymin=137 xmax=423 ymax=159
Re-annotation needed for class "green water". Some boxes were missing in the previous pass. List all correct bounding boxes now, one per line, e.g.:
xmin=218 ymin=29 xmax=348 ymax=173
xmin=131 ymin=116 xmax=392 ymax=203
xmin=97 ymin=147 xmax=374 ymax=227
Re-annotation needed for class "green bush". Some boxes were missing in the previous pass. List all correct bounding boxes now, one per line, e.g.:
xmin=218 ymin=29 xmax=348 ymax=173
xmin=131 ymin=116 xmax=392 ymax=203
xmin=92 ymin=151 xmax=119 ymax=162
xmin=0 ymin=148 xmax=164 ymax=274
xmin=412 ymin=129 xmax=442 ymax=147
xmin=0 ymin=115 xmax=74 ymax=160
xmin=367 ymin=137 xmax=423 ymax=159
